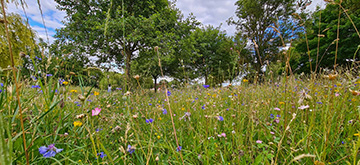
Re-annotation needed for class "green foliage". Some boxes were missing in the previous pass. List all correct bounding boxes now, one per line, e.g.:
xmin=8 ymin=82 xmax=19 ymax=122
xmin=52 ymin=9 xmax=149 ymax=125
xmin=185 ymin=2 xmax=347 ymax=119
xmin=53 ymin=0 xmax=193 ymax=88
xmin=292 ymin=1 xmax=360 ymax=74
xmin=230 ymin=0 xmax=296 ymax=76
xmin=189 ymin=26 xmax=239 ymax=86
xmin=0 ymin=13 xmax=37 ymax=69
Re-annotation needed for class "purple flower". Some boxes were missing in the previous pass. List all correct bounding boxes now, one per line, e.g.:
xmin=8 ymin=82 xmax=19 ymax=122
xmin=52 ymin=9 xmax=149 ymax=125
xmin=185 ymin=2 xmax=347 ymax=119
xmin=201 ymin=105 xmax=205 ymax=109
xmin=35 ymin=56 xmax=42 ymax=61
xmin=31 ymin=85 xmax=41 ymax=89
xmin=39 ymin=144 xmax=63 ymax=158
xmin=270 ymin=114 xmax=274 ymax=119
xmin=146 ymin=118 xmax=153 ymax=123
xmin=163 ymin=109 xmax=167 ymax=115
xmin=217 ymin=116 xmax=224 ymax=121
xmin=167 ymin=90 xmax=171 ymax=96
xmin=127 ymin=145 xmax=135 ymax=154
xmin=97 ymin=152 xmax=107 ymax=159
xmin=176 ymin=146 xmax=182 ymax=152
xmin=0 ymin=83 xmax=3 ymax=87
xmin=0 ymin=89 xmax=2 ymax=93
xmin=203 ymin=85 xmax=210 ymax=88
xmin=46 ymin=74 xmax=53 ymax=77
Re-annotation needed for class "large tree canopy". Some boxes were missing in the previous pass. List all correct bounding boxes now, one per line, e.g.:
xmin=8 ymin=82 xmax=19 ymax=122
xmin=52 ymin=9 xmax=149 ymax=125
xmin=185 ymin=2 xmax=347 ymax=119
xmin=292 ymin=0 xmax=360 ymax=74
xmin=53 ymin=0 xmax=188 ymax=88
xmin=229 ymin=0 xmax=296 ymax=77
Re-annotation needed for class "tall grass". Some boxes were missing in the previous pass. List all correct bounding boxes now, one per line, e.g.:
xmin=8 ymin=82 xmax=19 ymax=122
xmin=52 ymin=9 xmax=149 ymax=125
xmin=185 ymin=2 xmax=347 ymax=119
xmin=1 ymin=0 xmax=360 ymax=164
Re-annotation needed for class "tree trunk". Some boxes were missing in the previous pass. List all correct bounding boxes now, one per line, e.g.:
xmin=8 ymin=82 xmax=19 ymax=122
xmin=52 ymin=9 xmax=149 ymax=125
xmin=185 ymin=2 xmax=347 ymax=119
xmin=125 ymin=51 xmax=131 ymax=89
xmin=205 ymin=73 xmax=208 ymax=85
xmin=153 ymin=75 xmax=157 ymax=93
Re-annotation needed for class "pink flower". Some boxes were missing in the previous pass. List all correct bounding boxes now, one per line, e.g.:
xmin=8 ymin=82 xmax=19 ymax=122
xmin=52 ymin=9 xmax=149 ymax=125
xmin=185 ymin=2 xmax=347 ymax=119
xmin=92 ymin=108 xmax=101 ymax=116
xmin=270 ymin=131 xmax=275 ymax=135
xmin=274 ymin=118 xmax=280 ymax=123
xmin=274 ymin=107 xmax=280 ymax=111
xmin=335 ymin=93 xmax=340 ymax=97
xmin=221 ymin=133 xmax=226 ymax=137
xmin=298 ymin=105 xmax=310 ymax=110
xmin=256 ymin=140 xmax=262 ymax=144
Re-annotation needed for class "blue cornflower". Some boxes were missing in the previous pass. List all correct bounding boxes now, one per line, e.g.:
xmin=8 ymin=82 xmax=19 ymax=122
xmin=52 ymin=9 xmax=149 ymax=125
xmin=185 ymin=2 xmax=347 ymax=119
xmin=96 ymin=152 xmax=106 ymax=159
xmin=146 ymin=118 xmax=153 ymax=123
xmin=203 ymin=85 xmax=210 ymax=88
xmin=176 ymin=146 xmax=182 ymax=152
xmin=201 ymin=105 xmax=205 ymax=109
xmin=270 ymin=114 xmax=274 ymax=119
xmin=39 ymin=144 xmax=63 ymax=158
xmin=149 ymin=103 xmax=152 ymax=106
xmin=35 ymin=56 xmax=42 ymax=61
xmin=0 ymin=89 xmax=2 ymax=93
xmin=31 ymin=85 xmax=41 ymax=89
xmin=127 ymin=145 xmax=135 ymax=154
xmin=96 ymin=128 xmax=103 ymax=132
xmin=0 ymin=83 xmax=3 ymax=87
xmin=58 ymin=79 xmax=65 ymax=84
xmin=167 ymin=90 xmax=171 ymax=96
xmin=46 ymin=74 xmax=53 ymax=77
xmin=87 ymin=99 xmax=92 ymax=102
xmin=77 ymin=104 xmax=81 ymax=107
xmin=342 ymin=141 xmax=345 ymax=144
xmin=218 ymin=116 xmax=224 ymax=121
xmin=316 ymin=102 xmax=323 ymax=104
xmin=163 ymin=109 xmax=167 ymax=115
xmin=276 ymin=114 xmax=281 ymax=118
xmin=31 ymin=76 xmax=37 ymax=80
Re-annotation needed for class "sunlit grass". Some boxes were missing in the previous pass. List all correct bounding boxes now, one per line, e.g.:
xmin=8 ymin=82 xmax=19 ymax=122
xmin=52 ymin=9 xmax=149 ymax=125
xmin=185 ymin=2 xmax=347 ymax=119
xmin=1 ymin=71 xmax=360 ymax=164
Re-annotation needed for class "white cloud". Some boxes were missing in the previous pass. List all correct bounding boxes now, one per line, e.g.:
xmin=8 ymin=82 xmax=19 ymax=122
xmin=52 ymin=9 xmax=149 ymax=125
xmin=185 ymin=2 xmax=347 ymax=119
xmin=175 ymin=0 xmax=327 ymax=36
xmin=5 ymin=0 xmax=66 ymax=44
xmin=3 ymin=0 xmax=327 ymax=44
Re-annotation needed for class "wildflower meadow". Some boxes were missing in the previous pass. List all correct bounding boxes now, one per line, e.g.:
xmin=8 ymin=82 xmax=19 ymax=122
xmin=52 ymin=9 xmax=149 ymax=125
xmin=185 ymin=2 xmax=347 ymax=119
xmin=1 ymin=0 xmax=360 ymax=164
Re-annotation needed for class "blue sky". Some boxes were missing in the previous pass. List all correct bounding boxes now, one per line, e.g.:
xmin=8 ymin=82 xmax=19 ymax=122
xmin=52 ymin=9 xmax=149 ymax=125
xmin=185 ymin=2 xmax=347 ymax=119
xmin=6 ymin=0 xmax=326 ymax=44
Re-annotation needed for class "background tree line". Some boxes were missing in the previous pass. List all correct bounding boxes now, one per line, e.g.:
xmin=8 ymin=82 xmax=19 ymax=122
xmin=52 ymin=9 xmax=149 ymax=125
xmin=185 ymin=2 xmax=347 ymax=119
xmin=1 ymin=0 xmax=359 ymax=89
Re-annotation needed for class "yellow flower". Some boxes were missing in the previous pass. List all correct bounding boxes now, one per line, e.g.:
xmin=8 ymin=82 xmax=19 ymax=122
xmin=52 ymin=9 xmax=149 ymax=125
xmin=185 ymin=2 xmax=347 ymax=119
xmin=63 ymin=81 xmax=69 ymax=85
xmin=181 ymin=107 xmax=185 ymax=111
xmin=354 ymin=133 xmax=360 ymax=137
xmin=157 ymin=135 xmax=161 ymax=139
xmin=243 ymin=79 xmax=249 ymax=83
xmin=352 ymin=98 xmax=357 ymax=102
xmin=73 ymin=121 xmax=82 ymax=127
xmin=70 ymin=90 xmax=77 ymax=93
xmin=94 ymin=91 xmax=99 ymax=96
xmin=212 ymin=94 xmax=217 ymax=98
xmin=159 ymin=117 xmax=162 ymax=120
xmin=279 ymin=102 xmax=285 ymax=105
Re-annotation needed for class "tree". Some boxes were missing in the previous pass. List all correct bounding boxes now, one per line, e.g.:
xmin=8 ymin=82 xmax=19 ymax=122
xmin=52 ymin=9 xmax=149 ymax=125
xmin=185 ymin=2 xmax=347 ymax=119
xmin=229 ymin=0 xmax=296 ymax=79
xmin=0 ymin=13 xmax=37 ymax=69
xmin=132 ymin=11 xmax=199 ymax=91
xmin=292 ymin=1 xmax=360 ymax=74
xmin=53 ymin=0 xmax=185 ymax=89
xmin=188 ymin=26 xmax=238 ymax=86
